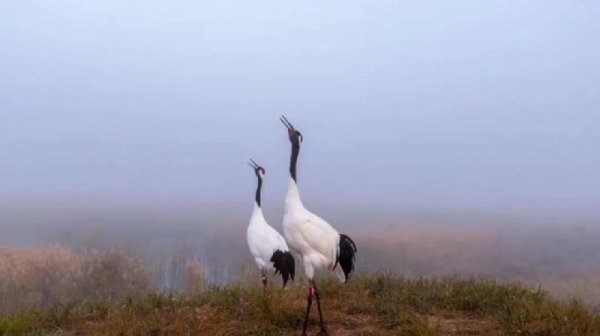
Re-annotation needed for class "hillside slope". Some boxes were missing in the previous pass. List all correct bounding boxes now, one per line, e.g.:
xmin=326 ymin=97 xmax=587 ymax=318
xmin=1 ymin=274 xmax=599 ymax=336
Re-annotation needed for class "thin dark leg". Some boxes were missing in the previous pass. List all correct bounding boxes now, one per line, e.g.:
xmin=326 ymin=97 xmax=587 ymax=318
xmin=302 ymin=282 xmax=313 ymax=336
xmin=313 ymin=280 xmax=327 ymax=334
xmin=261 ymin=269 xmax=268 ymax=292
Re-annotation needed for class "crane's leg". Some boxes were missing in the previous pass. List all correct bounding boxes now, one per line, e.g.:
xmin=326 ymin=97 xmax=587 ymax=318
xmin=302 ymin=281 xmax=314 ymax=336
xmin=313 ymin=279 xmax=327 ymax=335
xmin=261 ymin=269 xmax=268 ymax=292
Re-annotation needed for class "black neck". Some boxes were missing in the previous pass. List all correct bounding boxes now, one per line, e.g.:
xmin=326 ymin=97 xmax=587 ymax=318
xmin=255 ymin=176 xmax=263 ymax=207
xmin=290 ymin=142 xmax=300 ymax=182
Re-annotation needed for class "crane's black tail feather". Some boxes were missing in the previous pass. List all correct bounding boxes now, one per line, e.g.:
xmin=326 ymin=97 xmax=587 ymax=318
xmin=271 ymin=250 xmax=295 ymax=287
xmin=336 ymin=234 xmax=358 ymax=283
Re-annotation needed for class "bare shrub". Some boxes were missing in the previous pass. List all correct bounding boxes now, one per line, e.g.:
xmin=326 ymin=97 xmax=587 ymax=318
xmin=183 ymin=260 xmax=206 ymax=292
xmin=77 ymin=249 xmax=151 ymax=300
xmin=0 ymin=245 xmax=82 ymax=313
xmin=0 ymin=245 xmax=150 ymax=314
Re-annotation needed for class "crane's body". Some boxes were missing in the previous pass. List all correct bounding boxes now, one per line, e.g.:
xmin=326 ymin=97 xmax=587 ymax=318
xmin=279 ymin=116 xmax=357 ymax=336
xmin=246 ymin=159 xmax=295 ymax=288
xmin=283 ymin=179 xmax=348 ymax=282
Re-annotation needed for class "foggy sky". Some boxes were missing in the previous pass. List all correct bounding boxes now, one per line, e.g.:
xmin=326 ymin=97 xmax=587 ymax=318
xmin=1 ymin=1 xmax=599 ymax=217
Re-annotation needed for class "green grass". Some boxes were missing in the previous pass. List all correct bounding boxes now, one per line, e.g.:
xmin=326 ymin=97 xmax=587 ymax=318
xmin=1 ymin=274 xmax=599 ymax=335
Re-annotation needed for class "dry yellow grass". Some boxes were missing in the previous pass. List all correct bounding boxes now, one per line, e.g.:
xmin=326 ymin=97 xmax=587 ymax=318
xmin=2 ymin=275 xmax=599 ymax=336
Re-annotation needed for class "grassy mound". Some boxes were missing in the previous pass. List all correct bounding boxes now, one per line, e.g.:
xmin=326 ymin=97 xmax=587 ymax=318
xmin=1 ymin=274 xmax=599 ymax=335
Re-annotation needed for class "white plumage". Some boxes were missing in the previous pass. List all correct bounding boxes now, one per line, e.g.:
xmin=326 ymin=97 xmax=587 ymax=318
xmin=246 ymin=159 xmax=295 ymax=288
xmin=279 ymin=116 xmax=357 ymax=336
xmin=282 ymin=179 xmax=345 ymax=282
xmin=247 ymin=204 xmax=291 ymax=271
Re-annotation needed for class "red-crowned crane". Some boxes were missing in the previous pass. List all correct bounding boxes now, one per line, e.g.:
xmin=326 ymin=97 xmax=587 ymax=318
xmin=246 ymin=159 xmax=295 ymax=290
xmin=279 ymin=116 xmax=357 ymax=336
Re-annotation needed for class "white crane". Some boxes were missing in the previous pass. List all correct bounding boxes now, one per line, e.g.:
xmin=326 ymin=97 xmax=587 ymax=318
xmin=279 ymin=116 xmax=357 ymax=336
xmin=246 ymin=159 xmax=295 ymax=289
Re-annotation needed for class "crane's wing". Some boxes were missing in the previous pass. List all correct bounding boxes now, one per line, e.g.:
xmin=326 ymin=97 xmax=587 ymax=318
xmin=297 ymin=212 xmax=339 ymax=264
xmin=247 ymin=223 xmax=289 ymax=262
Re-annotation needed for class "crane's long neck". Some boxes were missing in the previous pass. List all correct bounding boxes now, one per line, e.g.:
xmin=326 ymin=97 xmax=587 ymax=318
xmin=289 ymin=141 xmax=300 ymax=182
xmin=254 ymin=176 xmax=263 ymax=208
xmin=285 ymin=142 xmax=303 ymax=210
xmin=285 ymin=177 xmax=302 ymax=210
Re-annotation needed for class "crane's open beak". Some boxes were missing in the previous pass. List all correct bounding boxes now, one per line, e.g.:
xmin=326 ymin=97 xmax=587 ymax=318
xmin=247 ymin=159 xmax=259 ymax=169
xmin=280 ymin=115 xmax=294 ymax=131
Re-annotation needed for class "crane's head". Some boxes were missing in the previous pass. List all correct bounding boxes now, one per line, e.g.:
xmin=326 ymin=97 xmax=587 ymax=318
xmin=247 ymin=159 xmax=266 ymax=178
xmin=280 ymin=115 xmax=303 ymax=146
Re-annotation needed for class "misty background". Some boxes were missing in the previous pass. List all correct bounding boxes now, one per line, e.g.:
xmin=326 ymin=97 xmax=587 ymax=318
xmin=1 ymin=0 xmax=599 ymax=311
